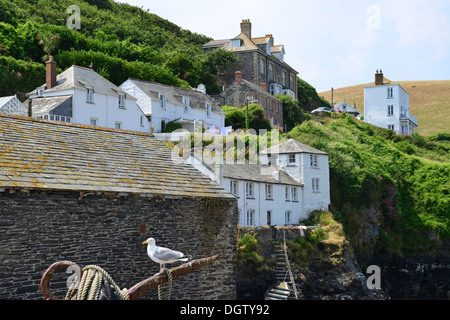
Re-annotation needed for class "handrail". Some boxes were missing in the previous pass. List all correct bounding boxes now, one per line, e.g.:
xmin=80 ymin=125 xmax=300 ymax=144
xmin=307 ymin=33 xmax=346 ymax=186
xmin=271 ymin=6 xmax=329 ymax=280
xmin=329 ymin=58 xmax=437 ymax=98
xmin=282 ymin=229 xmax=298 ymax=299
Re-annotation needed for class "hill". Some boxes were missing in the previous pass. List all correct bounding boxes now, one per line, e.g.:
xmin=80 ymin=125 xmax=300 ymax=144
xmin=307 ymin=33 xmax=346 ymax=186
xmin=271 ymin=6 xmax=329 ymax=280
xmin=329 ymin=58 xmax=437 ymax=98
xmin=319 ymin=79 xmax=450 ymax=136
xmin=0 ymin=0 xmax=236 ymax=96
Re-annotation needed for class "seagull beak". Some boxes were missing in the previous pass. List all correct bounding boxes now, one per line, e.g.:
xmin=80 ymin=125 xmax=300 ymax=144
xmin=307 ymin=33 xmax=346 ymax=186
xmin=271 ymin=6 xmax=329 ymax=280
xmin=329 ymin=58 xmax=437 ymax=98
xmin=142 ymin=241 xmax=148 ymax=245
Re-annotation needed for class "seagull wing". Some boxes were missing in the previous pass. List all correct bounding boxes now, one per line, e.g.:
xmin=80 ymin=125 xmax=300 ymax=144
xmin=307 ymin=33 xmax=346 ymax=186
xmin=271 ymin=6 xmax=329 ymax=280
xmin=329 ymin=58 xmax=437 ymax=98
xmin=155 ymin=246 xmax=187 ymax=262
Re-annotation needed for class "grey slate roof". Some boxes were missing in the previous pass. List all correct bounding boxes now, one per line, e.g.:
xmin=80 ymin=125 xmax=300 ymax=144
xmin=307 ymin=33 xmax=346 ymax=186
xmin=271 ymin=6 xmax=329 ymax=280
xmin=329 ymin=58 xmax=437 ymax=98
xmin=222 ymin=164 xmax=302 ymax=186
xmin=260 ymin=139 xmax=328 ymax=155
xmin=32 ymin=65 xmax=132 ymax=98
xmin=28 ymin=95 xmax=73 ymax=117
xmin=0 ymin=114 xmax=234 ymax=198
xmin=128 ymin=78 xmax=224 ymax=115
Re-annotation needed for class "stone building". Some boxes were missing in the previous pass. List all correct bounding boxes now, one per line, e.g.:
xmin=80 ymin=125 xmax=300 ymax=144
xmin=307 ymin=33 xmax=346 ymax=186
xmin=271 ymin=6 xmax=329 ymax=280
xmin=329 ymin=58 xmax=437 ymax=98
xmin=0 ymin=114 xmax=237 ymax=300
xmin=203 ymin=19 xmax=298 ymax=101
xmin=220 ymin=71 xmax=284 ymax=128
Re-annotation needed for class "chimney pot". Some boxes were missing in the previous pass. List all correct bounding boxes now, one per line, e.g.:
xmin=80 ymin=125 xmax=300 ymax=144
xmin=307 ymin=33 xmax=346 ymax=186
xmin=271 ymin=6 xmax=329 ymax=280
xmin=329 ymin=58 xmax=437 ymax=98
xmin=375 ymin=69 xmax=384 ymax=86
xmin=45 ymin=55 xmax=57 ymax=89
xmin=235 ymin=71 xmax=243 ymax=84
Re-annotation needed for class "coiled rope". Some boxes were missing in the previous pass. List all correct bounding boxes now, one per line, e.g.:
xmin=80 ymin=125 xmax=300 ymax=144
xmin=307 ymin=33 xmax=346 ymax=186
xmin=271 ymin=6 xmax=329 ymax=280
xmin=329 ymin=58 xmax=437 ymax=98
xmin=65 ymin=265 xmax=129 ymax=300
xmin=158 ymin=268 xmax=172 ymax=300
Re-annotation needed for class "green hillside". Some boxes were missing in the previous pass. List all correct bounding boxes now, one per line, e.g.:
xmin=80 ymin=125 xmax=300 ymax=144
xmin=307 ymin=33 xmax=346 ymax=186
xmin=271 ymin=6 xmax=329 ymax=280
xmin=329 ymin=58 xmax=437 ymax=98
xmin=0 ymin=0 xmax=235 ymax=96
xmin=319 ymin=79 xmax=450 ymax=137
xmin=285 ymin=115 xmax=449 ymax=257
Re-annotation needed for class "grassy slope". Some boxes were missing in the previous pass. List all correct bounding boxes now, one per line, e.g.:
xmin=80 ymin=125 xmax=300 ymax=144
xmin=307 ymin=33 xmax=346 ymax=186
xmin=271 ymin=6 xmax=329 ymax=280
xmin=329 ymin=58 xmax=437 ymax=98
xmin=319 ymin=80 xmax=450 ymax=136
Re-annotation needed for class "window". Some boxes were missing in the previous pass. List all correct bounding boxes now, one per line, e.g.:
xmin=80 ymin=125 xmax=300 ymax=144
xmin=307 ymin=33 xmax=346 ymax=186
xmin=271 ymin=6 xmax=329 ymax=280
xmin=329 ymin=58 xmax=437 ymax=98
xmin=310 ymin=155 xmax=318 ymax=168
xmin=245 ymin=182 xmax=254 ymax=198
xmin=285 ymin=211 xmax=292 ymax=226
xmin=285 ymin=186 xmax=290 ymax=201
xmin=388 ymin=124 xmax=395 ymax=131
xmin=37 ymin=89 xmax=44 ymax=97
xmin=282 ymin=71 xmax=286 ymax=86
xmin=291 ymin=187 xmax=298 ymax=201
xmin=267 ymin=211 xmax=272 ymax=226
xmin=118 ymin=93 xmax=125 ymax=108
xmin=161 ymin=120 xmax=166 ymax=132
xmin=259 ymin=58 xmax=265 ymax=75
xmin=246 ymin=209 xmax=255 ymax=226
xmin=269 ymin=64 xmax=274 ymax=80
xmin=115 ymin=122 xmax=122 ymax=129
xmin=312 ymin=178 xmax=320 ymax=192
xmin=230 ymin=180 xmax=238 ymax=196
xmin=184 ymin=98 xmax=189 ymax=112
xmin=140 ymin=115 xmax=145 ymax=127
xmin=86 ymin=87 xmax=94 ymax=103
xmin=388 ymin=105 xmax=394 ymax=116
xmin=288 ymin=154 xmax=296 ymax=164
xmin=265 ymin=184 xmax=272 ymax=200
xmin=90 ymin=118 xmax=98 ymax=126
xmin=160 ymin=94 xmax=166 ymax=109
xmin=206 ymin=103 xmax=211 ymax=117
xmin=387 ymin=87 xmax=394 ymax=98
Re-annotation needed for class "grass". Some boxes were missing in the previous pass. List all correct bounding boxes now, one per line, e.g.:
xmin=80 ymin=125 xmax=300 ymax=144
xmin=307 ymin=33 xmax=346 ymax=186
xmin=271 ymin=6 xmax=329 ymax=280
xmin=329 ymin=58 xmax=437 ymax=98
xmin=319 ymin=79 xmax=450 ymax=136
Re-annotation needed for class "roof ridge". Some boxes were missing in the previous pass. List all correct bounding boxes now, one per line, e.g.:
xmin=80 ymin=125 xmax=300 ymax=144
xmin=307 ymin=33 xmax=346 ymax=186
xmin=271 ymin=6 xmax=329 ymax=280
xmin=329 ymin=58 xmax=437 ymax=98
xmin=0 ymin=113 xmax=154 ymax=137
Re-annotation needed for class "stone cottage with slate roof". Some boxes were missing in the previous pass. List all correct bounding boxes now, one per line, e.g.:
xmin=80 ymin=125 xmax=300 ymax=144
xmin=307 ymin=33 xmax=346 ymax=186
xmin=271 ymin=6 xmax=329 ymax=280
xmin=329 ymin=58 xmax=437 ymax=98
xmin=203 ymin=19 xmax=298 ymax=101
xmin=0 ymin=114 xmax=237 ymax=300
xmin=120 ymin=78 xmax=225 ymax=133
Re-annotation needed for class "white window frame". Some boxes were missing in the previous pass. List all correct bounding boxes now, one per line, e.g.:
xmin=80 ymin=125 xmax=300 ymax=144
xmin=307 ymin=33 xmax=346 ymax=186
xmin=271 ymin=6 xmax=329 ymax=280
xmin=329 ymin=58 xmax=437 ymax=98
xmin=267 ymin=210 xmax=272 ymax=226
xmin=285 ymin=186 xmax=290 ymax=201
xmin=86 ymin=87 xmax=94 ymax=103
xmin=265 ymin=184 xmax=273 ymax=200
xmin=312 ymin=178 xmax=320 ymax=193
xmin=388 ymin=124 xmax=395 ymax=131
xmin=118 ymin=93 xmax=125 ymax=108
xmin=246 ymin=209 xmax=255 ymax=226
xmin=245 ymin=182 xmax=254 ymax=198
xmin=291 ymin=187 xmax=298 ymax=201
xmin=90 ymin=118 xmax=98 ymax=126
xmin=206 ymin=103 xmax=211 ymax=117
xmin=160 ymin=94 xmax=166 ymax=109
xmin=285 ymin=211 xmax=292 ymax=226
xmin=140 ymin=115 xmax=144 ymax=127
xmin=387 ymin=87 xmax=394 ymax=99
xmin=288 ymin=154 xmax=296 ymax=164
xmin=310 ymin=154 xmax=318 ymax=168
xmin=115 ymin=121 xmax=122 ymax=129
xmin=184 ymin=97 xmax=189 ymax=112
xmin=230 ymin=180 xmax=238 ymax=197
xmin=388 ymin=105 xmax=394 ymax=116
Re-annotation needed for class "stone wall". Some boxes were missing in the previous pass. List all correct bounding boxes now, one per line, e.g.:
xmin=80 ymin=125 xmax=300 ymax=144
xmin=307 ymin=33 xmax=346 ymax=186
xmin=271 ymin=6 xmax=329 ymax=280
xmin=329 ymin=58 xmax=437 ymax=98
xmin=0 ymin=189 xmax=238 ymax=300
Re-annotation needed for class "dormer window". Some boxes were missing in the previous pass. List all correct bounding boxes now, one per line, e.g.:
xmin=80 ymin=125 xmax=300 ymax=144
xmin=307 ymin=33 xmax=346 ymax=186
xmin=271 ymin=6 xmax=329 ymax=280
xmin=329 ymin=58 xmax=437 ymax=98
xmin=118 ymin=93 xmax=125 ymax=108
xmin=184 ymin=98 xmax=189 ymax=112
xmin=86 ymin=87 xmax=94 ymax=103
xmin=37 ymin=89 xmax=44 ymax=97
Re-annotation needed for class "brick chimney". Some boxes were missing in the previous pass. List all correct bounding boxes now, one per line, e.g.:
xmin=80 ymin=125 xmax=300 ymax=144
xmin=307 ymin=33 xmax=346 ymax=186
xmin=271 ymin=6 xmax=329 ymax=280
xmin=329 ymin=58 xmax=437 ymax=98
xmin=240 ymin=19 xmax=252 ymax=39
xmin=375 ymin=69 xmax=384 ymax=86
xmin=261 ymin=82 xmax=267 ymax=90
xmin=46 ymin=56 xmax=57 ymax=89
xmin=235 ymin=71 xmax=243 ymax=84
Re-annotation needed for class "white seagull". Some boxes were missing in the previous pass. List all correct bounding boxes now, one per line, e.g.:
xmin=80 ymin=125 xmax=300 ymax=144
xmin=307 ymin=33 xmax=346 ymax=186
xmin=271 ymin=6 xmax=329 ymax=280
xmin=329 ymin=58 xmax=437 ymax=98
xmin=142 ymin=238 xmax=189 ymax=270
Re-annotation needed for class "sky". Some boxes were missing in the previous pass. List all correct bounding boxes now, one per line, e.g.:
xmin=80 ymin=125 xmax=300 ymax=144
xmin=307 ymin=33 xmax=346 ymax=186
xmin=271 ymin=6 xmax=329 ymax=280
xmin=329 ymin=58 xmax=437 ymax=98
xmin=123 ymin=0 xmax=450 ymax=93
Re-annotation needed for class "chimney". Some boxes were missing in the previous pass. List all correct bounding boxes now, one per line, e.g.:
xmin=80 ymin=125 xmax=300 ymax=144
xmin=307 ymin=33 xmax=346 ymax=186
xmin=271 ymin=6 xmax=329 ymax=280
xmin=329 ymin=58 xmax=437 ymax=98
xmin=196 ymin=83 xmax=206 ymax=95
xmin=235 ymin=71 xmax=243 ymax=84
xmin=261 ymin=82 xmax=267 ymax=90
xmin=272 ymin=166 xmax=280 ymax=183
xmin=240 ymin=19 xmax=252 ymax=39
xmin=375 ymin=69 xmax=384 ymax=86
xmin=46 ymin=56 xmax=57 ymax=89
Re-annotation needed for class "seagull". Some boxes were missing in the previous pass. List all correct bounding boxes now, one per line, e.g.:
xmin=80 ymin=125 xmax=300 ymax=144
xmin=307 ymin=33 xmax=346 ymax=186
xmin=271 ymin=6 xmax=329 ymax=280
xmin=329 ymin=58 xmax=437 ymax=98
xmin=142 ymin=238 xmax=189 ymax=270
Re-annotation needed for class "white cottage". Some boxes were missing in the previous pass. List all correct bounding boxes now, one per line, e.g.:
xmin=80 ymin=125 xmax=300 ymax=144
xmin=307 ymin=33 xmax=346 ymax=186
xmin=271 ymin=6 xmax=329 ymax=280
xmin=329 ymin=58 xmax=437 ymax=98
xmin=120 ymin=78 xmax=225 ymax=133
xmin=364 ymin=70 xmax=418 ymax=135
xmin=28 ymin=57 xmax=150 ymax=132
xmin=188 ymin=138 xmax=330 ymax=226
xmin=0 ymin=95 xmax=28 ymax=116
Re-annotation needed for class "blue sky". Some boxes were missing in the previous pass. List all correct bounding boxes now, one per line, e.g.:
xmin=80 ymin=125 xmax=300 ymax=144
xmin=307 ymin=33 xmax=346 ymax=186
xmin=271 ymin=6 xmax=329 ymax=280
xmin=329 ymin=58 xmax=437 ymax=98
xmin=124 ymin=0 xmax=450 ymax=93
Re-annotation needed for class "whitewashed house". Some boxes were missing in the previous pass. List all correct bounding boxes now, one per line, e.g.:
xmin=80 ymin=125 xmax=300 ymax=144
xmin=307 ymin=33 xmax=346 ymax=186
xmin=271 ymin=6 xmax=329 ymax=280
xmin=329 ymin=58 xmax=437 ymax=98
xmin=28 ymin=57 xmax=150 ymax=132
xmin=364 ymin=70 xmax=418 ymax=135
xmin=120 ymin=78 xmax=225 ymax=133
xmin=188 ymin=138 xmax=330 ymax=226
xmin=0 ymin=95 xmax=28 ymax=116
xmin=334 ymin=101 xmax=361 ymax=117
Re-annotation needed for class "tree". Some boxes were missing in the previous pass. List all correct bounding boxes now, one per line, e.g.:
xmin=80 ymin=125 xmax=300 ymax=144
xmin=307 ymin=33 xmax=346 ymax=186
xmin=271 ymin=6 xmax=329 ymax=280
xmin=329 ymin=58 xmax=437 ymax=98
xmin=200 ymin=48 xmax=236 ymax=94
xmin=276 ymin=94 xmax=307 ymax=132
xmin=221 ymin=104 xmax=271 ymax=131
xmin=36 ymin=31 xmax=60 ymax=61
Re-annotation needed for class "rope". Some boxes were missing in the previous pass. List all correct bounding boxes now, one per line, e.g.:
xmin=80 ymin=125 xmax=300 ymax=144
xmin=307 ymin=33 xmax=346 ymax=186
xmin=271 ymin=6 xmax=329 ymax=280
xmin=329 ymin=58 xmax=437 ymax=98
xmin=158 ymin=268 xmax=172 ymax=300
xmin=65 ymin=265 xmax=129 ymax=300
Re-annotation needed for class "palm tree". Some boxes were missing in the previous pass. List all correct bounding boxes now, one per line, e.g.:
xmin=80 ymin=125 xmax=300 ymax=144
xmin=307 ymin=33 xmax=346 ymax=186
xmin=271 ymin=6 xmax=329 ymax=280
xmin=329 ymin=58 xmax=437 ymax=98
xmin=36 ymin=31 xmax=60 ymax=61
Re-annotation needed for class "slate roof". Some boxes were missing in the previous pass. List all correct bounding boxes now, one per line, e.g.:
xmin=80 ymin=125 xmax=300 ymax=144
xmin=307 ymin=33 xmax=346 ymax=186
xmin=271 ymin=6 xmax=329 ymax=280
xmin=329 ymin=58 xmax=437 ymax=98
xmin=0 ymin=114 xmax=234 ymax=198
xmin=127 ymin=78 xmax=224 ymax=115
xmin=28 ymin=95 xmax=73 ymax=117
xmin=260 ymin=139 xmax=328 ymax=155
xmin=32 ymin=65 xmax=132 ymax=98
xmin=222 ymin=164 xmax=302 ymax=186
